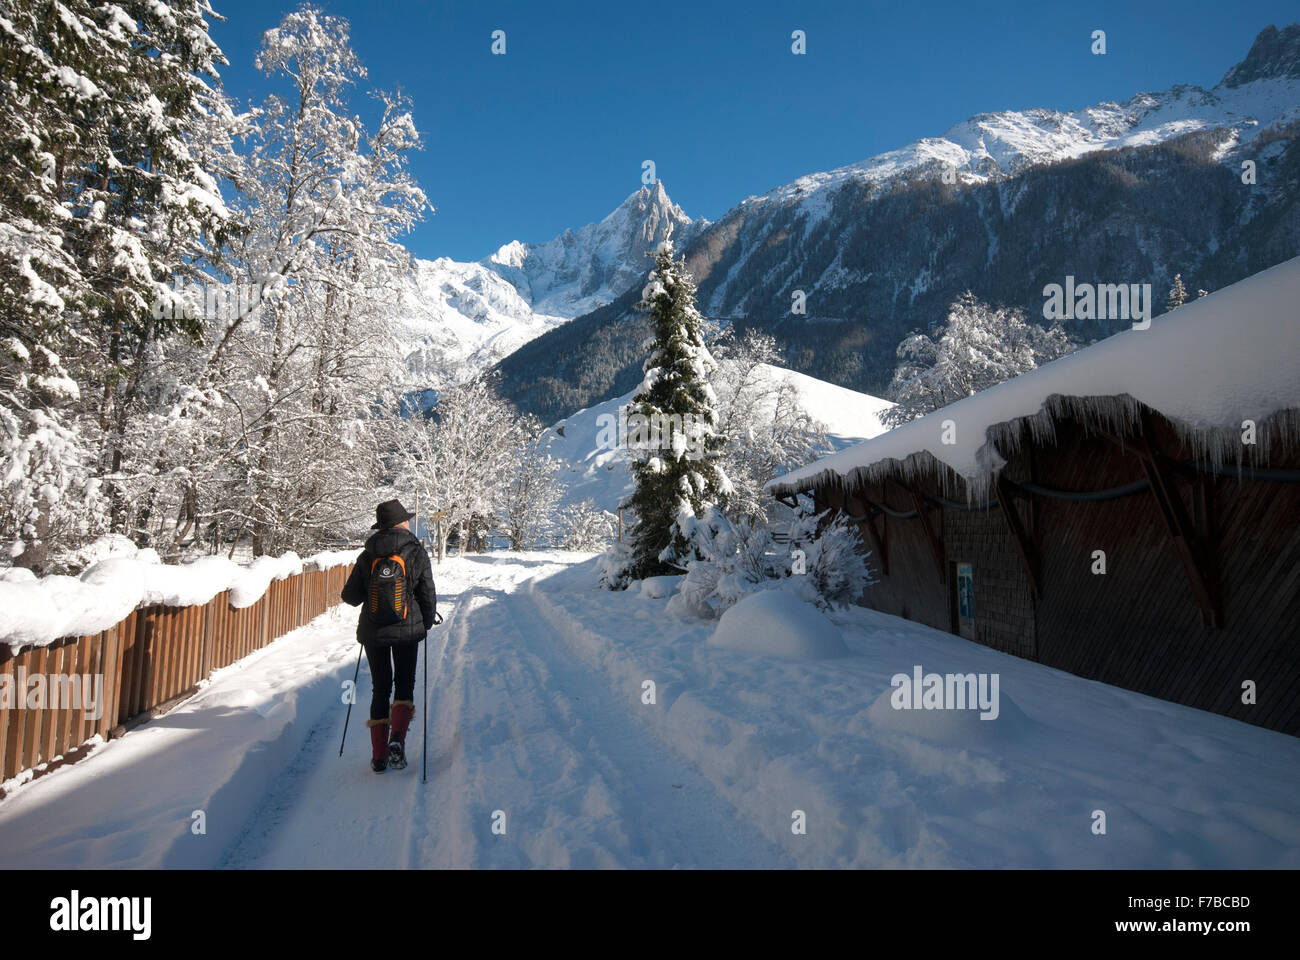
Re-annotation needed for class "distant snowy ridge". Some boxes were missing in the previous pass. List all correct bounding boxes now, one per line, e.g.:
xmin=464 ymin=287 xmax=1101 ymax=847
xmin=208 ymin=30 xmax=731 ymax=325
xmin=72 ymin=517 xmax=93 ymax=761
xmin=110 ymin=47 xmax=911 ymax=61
xmin=394 ymin=182 xmax=702 ymax=389
xmin=393 ymin=257 xmax=570 ymax=390
xmin=740 ymin=57 xmax=1300 ymax=226
xmin=493 ymin=25 xmax=1300 ymax=421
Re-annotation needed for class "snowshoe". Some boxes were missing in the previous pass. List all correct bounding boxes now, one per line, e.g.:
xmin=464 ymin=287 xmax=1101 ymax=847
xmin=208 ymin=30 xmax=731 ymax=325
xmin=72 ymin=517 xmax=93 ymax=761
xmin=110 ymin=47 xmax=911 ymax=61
xmin=371 ymin=758 xmax=387 ymax=773
xmin=387 ymin=738 xmax=407 ymax=771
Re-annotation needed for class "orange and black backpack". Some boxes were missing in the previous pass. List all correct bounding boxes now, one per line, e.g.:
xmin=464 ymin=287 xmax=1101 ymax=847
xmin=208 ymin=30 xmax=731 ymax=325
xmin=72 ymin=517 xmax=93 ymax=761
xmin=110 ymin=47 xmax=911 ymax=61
xmin=367 ymin=553 xmax=408 ymax=626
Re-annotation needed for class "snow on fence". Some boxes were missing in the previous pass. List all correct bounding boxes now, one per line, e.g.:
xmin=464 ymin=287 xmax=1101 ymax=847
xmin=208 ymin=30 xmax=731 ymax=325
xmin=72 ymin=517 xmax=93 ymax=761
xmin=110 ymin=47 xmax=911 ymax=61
xmin=0 ymin=552 xmax=355 ymax=790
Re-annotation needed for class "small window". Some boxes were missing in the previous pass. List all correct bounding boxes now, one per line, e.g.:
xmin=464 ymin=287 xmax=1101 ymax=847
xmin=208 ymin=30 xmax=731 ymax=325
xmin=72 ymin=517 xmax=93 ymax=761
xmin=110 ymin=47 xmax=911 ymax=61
xmin=955 ymin=562 xmax=975 ymax=639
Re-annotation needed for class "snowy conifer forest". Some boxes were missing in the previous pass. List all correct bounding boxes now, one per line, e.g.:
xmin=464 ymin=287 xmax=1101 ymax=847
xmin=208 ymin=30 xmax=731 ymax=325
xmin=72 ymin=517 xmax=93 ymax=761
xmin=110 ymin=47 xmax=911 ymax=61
xmin=2 ymin=1 xmax=1300 ymax=918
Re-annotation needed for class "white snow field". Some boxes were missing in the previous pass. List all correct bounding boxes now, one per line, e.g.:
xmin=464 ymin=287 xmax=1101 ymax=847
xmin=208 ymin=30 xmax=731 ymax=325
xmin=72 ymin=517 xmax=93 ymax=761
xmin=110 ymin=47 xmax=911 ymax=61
xmin=1 ymin=551 xmax=1298 ymax=869
xmin=549 ymin=364 xmax=895 ymax=514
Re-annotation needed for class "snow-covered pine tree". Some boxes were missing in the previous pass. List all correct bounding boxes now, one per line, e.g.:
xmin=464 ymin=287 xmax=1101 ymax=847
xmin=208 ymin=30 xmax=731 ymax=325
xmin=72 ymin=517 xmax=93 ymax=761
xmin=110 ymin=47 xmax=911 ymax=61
xmin=1167 ymin=273 xmax=1189 ymax=311
xmin=0 ymin=0 xmax=234 ymax=566
xmin=620 ymin=236 xmax=730 ymax=582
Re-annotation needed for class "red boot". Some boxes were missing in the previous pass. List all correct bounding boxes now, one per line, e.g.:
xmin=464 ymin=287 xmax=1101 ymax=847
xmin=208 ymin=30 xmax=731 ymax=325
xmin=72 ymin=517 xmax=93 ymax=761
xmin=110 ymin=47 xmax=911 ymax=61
xmin=366 ymin=717 xmax=390 ymax=773
xmin=388 ymin=701 xmax=414 ymax=770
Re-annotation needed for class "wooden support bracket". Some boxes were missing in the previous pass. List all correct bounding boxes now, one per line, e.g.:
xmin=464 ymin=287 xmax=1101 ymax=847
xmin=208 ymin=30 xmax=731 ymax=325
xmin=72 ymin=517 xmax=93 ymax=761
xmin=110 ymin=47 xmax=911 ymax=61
xmin=902 ymin=485 xmax=946 ymax=585
xmin=846 ymin=493 xmax=890 ymax=575
xmin=1136 ymin=410 xmax=1222 ymax=628
xmin=995 ymin=474 xmax=1042 ymax=599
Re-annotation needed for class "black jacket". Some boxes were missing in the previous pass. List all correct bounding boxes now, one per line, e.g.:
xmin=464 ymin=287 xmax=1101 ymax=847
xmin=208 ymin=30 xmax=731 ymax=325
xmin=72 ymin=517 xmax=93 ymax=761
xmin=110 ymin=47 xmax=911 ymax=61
xmin=340 ymin=527 xmax=437 ymax=645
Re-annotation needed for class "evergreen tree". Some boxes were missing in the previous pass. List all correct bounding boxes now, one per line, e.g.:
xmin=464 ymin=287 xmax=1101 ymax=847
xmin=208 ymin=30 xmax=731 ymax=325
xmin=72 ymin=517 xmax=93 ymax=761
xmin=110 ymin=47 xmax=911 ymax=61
xmin=1167 ymin=273 xmax=1189 ymax=311
xmin=620 ymin=237 xmax=730 ymax=582
xmin=0 ymin=0 xmax=234 ymax=565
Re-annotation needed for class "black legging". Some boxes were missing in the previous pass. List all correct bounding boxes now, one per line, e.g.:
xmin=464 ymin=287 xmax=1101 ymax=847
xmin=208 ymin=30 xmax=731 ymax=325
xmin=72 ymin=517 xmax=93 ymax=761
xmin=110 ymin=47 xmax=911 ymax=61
xmin=364 ymin=642 xmax=420 ymax=721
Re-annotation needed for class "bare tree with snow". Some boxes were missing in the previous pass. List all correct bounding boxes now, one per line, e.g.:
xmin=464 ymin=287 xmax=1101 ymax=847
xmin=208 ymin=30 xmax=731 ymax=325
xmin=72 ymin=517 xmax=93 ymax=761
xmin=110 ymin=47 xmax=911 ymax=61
xmin=711 ymin=329 xmax=831 ymax=523
xmin=882 ymin=291 xmax=1076 ymax=426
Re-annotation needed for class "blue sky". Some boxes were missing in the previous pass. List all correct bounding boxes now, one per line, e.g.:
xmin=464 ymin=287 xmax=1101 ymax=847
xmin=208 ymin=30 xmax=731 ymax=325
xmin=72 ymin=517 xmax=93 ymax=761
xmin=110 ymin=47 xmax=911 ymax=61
xmin=208 ymin=0 xmax=1297 ymax=262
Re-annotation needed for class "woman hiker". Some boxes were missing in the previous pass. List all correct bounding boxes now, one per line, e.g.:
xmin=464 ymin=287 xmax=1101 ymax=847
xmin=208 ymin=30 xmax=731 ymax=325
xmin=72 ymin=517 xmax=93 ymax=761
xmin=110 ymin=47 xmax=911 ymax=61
xmin=341 ymin=499 xmax=438 ymax=773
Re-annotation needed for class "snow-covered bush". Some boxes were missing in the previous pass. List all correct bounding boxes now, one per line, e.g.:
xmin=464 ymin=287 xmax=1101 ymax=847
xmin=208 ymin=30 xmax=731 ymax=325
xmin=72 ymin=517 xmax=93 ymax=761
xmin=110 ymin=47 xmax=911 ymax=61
xmin=596 ymin=539 xmax=634 ymax=590
xmin=783 ymin=510 xmax=877 ymax=610
xmin=559 ymin=499 xmax=618 ymax=551
xmin=672 ymin=508 xmax=776 ymax=617
xmin=503 ymin=421 xmax=563 ymax=551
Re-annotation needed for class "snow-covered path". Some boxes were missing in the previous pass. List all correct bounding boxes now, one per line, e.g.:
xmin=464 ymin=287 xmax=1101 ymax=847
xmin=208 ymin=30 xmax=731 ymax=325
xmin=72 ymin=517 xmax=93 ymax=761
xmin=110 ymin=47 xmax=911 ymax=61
xmin=3 ymin=550 xmax=1299 ymax=869
xmin=222 ymin=555 xmax=787 ymax=868
xmin=0 ymin=553 xmax=786 ymax=869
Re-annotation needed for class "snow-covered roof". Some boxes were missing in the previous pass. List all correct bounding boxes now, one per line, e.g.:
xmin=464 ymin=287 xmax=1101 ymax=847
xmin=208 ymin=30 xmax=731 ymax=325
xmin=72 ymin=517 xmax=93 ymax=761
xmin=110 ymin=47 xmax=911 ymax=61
xmin=768 ymin=256 xmax=1300 ymax=500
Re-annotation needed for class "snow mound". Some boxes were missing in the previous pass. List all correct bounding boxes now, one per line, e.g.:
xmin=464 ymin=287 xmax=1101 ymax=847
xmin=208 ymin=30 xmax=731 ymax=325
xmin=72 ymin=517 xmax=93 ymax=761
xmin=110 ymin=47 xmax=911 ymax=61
xmin=864 ymin=683 xmax=1033 ymax=747
xmin=637 ymin=575 xmax=680 ymax=599
xmin=709 ymin=590 xmax=849 ymax=659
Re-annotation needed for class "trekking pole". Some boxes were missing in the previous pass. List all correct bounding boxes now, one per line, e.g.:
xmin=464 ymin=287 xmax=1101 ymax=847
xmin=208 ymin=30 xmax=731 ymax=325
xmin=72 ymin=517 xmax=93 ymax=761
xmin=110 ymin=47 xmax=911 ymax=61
xmin=339 ymin=645 xmax=363 ymax=757
xmin=422 ymin=634 xmax=428 ymax=783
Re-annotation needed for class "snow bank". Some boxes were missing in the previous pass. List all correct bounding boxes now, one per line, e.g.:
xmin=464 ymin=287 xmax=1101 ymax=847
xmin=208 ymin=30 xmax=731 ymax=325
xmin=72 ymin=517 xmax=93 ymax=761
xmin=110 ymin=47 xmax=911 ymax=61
xmin=769 ymin=256 xmax=1300 ymax=500
xmin=637 ymin=575 xmax=680 ymax=599
xmin=709 ymin=590 xmax=849 ymax=659
xmin=864 ymin=685 xmax=1033 ymax=747
xmin=228 ymin=553 xmax=302 ymax=609
xmin=304 ymin=549 xmax=359 ymax=572
xmin=0 ymin=574 xmax=140 ymax=651
xmin=0 ymin=548 xmax=354 ymax=648
xmin=531 ymin=555 xmax=1300 ymax=867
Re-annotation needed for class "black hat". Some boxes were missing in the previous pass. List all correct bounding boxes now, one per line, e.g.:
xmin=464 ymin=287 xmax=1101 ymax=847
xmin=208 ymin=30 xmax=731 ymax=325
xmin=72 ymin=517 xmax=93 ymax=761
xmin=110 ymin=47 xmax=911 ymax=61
xmin=372 ymin=498 xmax=416 ymax=530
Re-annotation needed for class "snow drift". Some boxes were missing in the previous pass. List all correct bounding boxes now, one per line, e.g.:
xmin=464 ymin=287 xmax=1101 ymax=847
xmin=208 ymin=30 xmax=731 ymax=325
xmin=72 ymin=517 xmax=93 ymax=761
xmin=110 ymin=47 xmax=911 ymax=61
xmin=709 ymin=590 xmax=849 ymax=659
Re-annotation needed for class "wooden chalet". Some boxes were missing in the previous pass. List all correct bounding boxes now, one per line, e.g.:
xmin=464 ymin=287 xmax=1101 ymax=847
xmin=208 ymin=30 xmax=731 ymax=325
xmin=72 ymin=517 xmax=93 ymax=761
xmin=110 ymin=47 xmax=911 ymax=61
xmin=768 ymin=257 xmax=1300 ymax=735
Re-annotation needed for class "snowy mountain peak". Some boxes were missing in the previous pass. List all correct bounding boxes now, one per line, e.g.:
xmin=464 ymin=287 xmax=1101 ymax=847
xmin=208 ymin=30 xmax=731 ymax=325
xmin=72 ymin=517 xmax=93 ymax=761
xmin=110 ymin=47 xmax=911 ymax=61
xmin=489 ymin=239 xmax=528 ymax=270
xmin=481 ymin=179 xmax=704 ymax=318
xmin=395 ymin=182 xmax=705 ymax=391
xmin=1221 ymin=23 xmax=1300 ymax=87
xmin=606 ymin=180 xmax=690 ymax=244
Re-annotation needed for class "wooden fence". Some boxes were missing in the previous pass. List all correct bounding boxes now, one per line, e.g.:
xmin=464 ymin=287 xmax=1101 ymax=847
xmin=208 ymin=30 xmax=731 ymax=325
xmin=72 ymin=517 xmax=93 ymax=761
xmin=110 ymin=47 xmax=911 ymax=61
xmin=0 ymin=561 xmax=353 ymax=789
